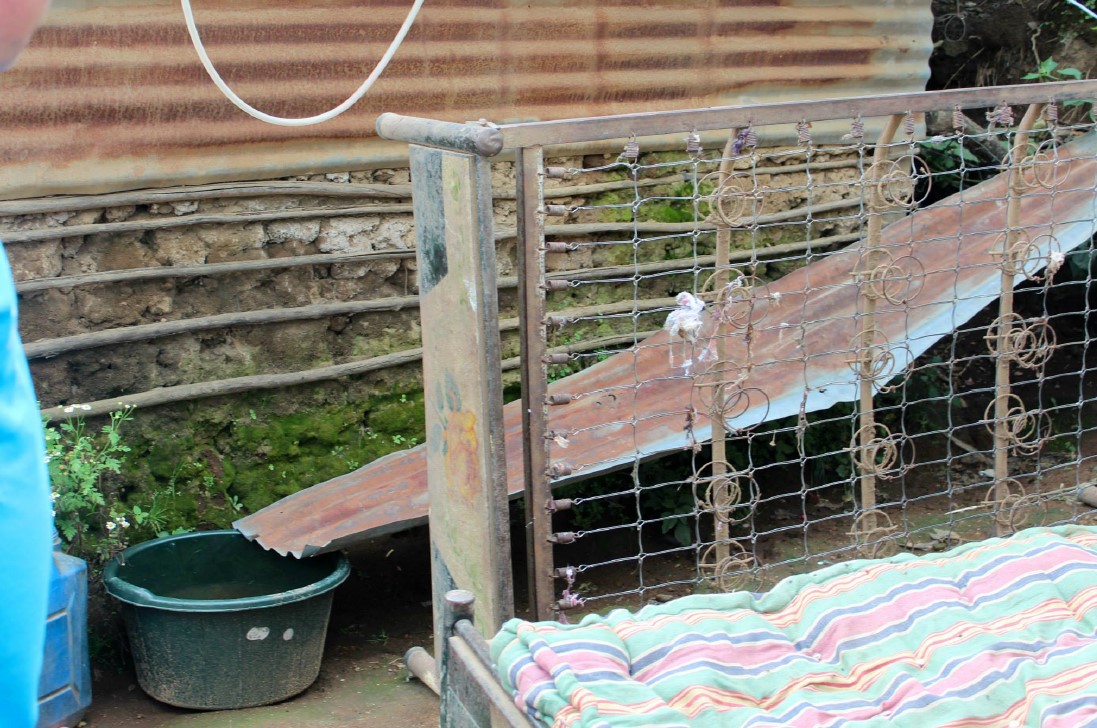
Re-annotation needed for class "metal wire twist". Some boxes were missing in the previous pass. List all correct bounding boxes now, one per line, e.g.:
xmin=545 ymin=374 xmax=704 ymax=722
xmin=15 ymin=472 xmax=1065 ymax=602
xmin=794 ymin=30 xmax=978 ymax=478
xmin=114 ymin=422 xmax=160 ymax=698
xmin=850 ymin=423 xmax=908 ymax=479
xmin=868 ymin=157 xmax=930 ymax=209
xmin=734 ymin=126 xmax=758 ymax=154
xmin=698 ymin=541 xmax=753 ymax=592
xmin=704 ymin=386 xmax=771 ymax=431
xmin=699 ymin=172 xmax=764 ymax=227
xmin=849 ymin=510 xmax=900 ymax=558
xmin=993 ymin=230 xmax=1062 ymax=282
xmin=858 ymin=250 xmax=926 ymax=304
xmin=622 ymin=136 xmax=640 ymax=162
xmin=796 ymin=119 xmax=812 ymax=146
xmin=985 ymin=313 xmax=1056 ymax=369
xmin=686 ymin=131 xmax=703 ymax=157
xmin=850 ymin=115 xmax=865 ymax=141
xmin=952 ymin=105 xmax=966 ymax=133
xmin=940 ymin=12 xmax=967 ymax=42
xmin=983 ymin=394 xmax=1051 ymax=456
xmin=983 ymin=479 xmax=1047 ymax=534
xmin=1017 ymin=139 xmax=1060 ymax=190
xmin=848 ymin=328 xmax=894 ymax=377
xmin=690 ymin=461 xmax=754 ymax=525
xmin=693 ymin=363 xmax=750 ymax=413
xmin=904 ymin=111 xmax=917 ymax=137
xmin=986 ymin=102 xmax=1014 ymax=130
xmin=1045 ymin=102 xmax=1059 ymax=126
xmin=713 ymin=273 xmax=770 ymax=320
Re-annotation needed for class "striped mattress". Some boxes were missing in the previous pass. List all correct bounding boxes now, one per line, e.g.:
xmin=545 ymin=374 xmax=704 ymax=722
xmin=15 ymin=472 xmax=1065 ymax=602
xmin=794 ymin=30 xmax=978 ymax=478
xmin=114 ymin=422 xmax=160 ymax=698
xmin=490 ymin=526 xmax=1097 ymax=727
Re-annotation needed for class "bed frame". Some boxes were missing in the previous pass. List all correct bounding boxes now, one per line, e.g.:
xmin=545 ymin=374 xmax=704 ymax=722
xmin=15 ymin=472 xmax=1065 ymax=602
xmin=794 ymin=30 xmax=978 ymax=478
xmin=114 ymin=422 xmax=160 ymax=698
xmin=439 ymin=590 xmax=539 ymax=728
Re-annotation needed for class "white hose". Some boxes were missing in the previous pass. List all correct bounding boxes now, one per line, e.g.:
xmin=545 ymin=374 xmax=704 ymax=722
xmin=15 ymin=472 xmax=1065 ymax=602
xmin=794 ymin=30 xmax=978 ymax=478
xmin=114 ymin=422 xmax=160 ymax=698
xmin=1064 ymin=0 xmax=1097 ymax=21
xmin=180 ymin=0 xmax=425 ymax=127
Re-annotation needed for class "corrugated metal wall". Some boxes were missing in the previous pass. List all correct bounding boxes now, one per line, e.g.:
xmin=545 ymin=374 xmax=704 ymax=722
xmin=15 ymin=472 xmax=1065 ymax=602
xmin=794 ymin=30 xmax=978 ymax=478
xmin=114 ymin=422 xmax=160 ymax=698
xmin=1 ymin=0 xmax=933 ymax=199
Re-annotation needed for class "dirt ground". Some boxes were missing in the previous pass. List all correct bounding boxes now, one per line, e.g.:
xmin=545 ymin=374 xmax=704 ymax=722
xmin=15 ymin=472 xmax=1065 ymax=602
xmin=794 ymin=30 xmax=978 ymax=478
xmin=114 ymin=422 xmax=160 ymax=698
xmin=84 ymin=653 xmax=437 ymax=728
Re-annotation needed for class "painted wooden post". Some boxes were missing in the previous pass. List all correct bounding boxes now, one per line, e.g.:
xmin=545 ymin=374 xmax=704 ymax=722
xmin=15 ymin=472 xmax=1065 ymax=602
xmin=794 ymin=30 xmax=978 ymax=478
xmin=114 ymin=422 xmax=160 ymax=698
xmin=408 ymin=144 xmax=514 ymax=666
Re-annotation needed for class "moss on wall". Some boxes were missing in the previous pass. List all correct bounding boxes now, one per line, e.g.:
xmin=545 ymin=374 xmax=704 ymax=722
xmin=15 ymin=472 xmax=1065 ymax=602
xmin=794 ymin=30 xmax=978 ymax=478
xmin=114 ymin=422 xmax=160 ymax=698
xmin=116 ymin=379 xmax=427 ymax=535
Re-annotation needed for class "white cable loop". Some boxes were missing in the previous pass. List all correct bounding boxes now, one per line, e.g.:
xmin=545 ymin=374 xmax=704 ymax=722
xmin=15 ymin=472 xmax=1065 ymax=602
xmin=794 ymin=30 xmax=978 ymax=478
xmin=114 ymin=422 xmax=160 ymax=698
xmin=1064 ymin=0 xmax=1097 ymax=22
xmin=180 ymin=0 xmax=426 ymax=127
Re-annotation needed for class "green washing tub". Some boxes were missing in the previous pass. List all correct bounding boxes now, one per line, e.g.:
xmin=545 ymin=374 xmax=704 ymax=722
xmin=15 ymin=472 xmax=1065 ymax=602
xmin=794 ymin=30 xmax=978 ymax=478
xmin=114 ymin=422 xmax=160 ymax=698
xmin=104 ymin=530 xmax=349 ymax=709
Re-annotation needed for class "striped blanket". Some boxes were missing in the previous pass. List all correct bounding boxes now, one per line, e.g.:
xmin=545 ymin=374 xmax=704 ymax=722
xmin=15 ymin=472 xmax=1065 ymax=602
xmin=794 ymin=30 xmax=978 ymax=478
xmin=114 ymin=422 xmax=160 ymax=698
xmin=491 ymin=526 xmax=1097 ymax=727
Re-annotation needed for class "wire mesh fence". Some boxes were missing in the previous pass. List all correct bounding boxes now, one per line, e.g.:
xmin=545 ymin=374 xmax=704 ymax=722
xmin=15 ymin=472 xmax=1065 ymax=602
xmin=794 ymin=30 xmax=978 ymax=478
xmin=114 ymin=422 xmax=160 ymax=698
xmin=515 ymin=92 xmax=1097 ymax=620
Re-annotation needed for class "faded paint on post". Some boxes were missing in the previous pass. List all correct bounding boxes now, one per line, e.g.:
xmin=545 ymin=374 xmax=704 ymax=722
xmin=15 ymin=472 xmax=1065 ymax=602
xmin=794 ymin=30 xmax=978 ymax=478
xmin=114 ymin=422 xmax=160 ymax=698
xmin=409 ymin=145 xmax=513 ymax=663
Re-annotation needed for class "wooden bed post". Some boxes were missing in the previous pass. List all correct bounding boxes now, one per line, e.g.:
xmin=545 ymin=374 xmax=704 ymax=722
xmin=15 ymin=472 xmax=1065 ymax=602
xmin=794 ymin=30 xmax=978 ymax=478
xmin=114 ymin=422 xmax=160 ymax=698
xmin=400 ymin=129 xmax=514 ymax=669
xmin=440 ymin=590 xmax=485 ymax=726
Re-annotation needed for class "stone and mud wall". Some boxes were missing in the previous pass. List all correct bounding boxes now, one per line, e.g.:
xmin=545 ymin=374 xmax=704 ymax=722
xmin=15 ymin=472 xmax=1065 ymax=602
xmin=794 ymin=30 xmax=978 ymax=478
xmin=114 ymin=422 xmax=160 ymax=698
xmin=1 ymin=148 xmax=870 ymax=531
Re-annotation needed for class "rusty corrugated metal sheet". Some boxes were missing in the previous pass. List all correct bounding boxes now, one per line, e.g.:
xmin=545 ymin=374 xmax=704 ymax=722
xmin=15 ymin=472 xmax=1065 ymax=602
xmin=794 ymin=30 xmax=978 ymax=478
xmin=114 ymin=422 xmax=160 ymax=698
xmin=1 ymin=0 xmax=932 ymax=199
xmin=234 ymin=132 xmax=1097 ymax=557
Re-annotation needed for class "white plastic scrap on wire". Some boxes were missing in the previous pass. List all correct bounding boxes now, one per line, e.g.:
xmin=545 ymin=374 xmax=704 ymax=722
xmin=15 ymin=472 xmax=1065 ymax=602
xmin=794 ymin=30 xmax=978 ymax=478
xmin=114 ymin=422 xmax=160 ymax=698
xmin=1047 ymin=250 xmax=1067 ymax=278
xmin=663 ymin=292 xmax=708 ymax=374
xmin=557 ymin=566 xmax=584 ymax=624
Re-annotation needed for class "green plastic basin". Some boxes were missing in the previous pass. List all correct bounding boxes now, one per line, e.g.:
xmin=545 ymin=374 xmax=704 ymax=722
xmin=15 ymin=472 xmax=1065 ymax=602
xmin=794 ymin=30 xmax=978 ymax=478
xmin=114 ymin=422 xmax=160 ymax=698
xmin=104 ymin=530 xmax=349 ymax=710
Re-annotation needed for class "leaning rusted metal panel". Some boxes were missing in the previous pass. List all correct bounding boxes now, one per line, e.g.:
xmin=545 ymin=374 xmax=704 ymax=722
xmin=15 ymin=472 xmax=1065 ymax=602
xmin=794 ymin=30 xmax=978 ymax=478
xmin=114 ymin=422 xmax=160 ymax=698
xmin=1 ymin=0 xmax=932 ymax=199
xmin=233 ymin=130 xmax=1097 ymax=558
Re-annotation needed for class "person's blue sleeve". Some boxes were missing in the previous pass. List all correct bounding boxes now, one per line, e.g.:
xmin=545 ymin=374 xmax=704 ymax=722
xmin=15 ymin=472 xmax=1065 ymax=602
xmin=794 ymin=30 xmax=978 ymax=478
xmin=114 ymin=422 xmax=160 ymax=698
xmin=0 ymin=243 xmax=52 ymax=728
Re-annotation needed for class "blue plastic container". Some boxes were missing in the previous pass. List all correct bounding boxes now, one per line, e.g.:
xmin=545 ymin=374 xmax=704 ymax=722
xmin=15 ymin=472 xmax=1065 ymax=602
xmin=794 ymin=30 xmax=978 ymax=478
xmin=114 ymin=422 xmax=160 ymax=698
xmin=37 ymin=549 xmax=91 ymax=728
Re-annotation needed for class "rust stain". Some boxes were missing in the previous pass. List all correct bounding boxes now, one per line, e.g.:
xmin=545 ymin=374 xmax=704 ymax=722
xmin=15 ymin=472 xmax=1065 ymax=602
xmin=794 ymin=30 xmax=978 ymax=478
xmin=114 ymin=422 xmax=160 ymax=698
xmin=444 ymin=410 xmax=481 ymax=502
xmin=235 ymin=132 xmax=1097 ymax=558
xmin=0 ymin=0 xmax=932 ymax=198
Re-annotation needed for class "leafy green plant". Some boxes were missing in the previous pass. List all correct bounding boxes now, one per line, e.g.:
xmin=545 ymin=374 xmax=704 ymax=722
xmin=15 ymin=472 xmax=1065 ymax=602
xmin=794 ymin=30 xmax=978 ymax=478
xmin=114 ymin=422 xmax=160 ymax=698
xmin=45 ymin=407 xmax=187 ymax=569
xmin=1082 ymin=0 xmax=1097 ymax=28
xmin=918 ymin=138 xmax=985 ymax=194
xmin=1022 ymin=58 xmax=1091 ymax=117
xmin=45 ymin=407 xmax=141 ymax=566
xmin=1023 ymin=57 xmax=1084 ymax=83
xmin=643 ymin=484 xmax=696 ymax=546
xmin=330 ymin=444 xmax=362 ymax=471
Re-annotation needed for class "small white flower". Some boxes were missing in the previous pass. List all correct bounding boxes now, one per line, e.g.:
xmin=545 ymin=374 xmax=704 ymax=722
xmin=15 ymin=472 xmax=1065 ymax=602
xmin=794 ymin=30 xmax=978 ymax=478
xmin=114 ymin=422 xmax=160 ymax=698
xmin=80 ymin=404 xmax=92 ymax=411
xmin=119 ymin=517 xmax=130 ymax=529
xmin=105 ymin=521 xmax=117 ymax=531
xmin=63 ymin=406 xmax=74 ymax=414
xmin=50 ymin=492 xmax=59 ymax=502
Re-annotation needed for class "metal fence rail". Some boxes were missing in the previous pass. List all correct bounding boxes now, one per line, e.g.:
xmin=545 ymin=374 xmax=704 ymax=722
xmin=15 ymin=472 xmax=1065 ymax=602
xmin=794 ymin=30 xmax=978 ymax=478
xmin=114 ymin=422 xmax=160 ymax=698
xmin=378 ymin=78 xmax=1097 ymax=628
